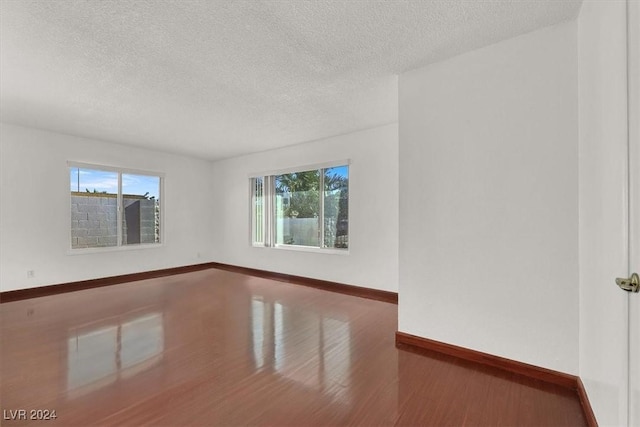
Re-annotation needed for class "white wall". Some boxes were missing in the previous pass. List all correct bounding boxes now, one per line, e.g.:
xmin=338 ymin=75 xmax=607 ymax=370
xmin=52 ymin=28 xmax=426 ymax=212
xmin=578 ymin=1 xmax=630 ymax=425
xmin=210 ymin=124 xmax=399 ymax=293
xmin=0 ymin=123 xmax=214 ymax=292
xmin=398 ymin=22 xmax=579 ymax=374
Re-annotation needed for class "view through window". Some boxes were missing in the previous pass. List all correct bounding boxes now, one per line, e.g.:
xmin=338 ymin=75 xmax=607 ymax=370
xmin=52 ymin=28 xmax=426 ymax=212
xmin=251 ymin=164 xmax=348 ymax=250
xmin=70 ymin=165 xmax=162 ymax=249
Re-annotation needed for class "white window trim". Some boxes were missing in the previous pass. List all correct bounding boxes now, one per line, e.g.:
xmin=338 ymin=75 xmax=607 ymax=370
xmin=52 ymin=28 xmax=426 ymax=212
xmin=248 ymin=159 xmax=351 ymax=179
xmin=68 ymin=161 xmax=165 ymax=179
xmin=251 ymin=244 xmax=349 ymax=255
xmin=66 ymin=243 xmax=164 ymax=256
xmin=67 ymin=161 xmax=165 ymax=253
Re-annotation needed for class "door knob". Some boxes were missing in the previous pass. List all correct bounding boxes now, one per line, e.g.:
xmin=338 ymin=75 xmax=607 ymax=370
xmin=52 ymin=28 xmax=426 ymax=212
xmin=616 ymin=273 xmax=640 ymax=293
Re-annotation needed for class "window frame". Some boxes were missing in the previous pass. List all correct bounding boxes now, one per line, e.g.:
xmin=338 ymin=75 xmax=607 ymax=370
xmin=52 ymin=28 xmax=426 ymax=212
xmin=67 ymin=161 xmax=165 ymax=254
xmin=250 ymin=160 xmax=350 ymax=254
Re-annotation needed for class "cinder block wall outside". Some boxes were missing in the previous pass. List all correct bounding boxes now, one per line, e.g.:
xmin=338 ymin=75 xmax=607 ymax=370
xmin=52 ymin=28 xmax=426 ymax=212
xmin=71 ymin=193 xmax=157 ymax=248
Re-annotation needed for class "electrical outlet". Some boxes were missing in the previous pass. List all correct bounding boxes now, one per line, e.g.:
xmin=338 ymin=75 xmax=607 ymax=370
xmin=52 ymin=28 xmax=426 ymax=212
xmin=197 ymin=252 xmax=201 ymax=258
xmin=27 ymin=270 xmax=35 ymax=278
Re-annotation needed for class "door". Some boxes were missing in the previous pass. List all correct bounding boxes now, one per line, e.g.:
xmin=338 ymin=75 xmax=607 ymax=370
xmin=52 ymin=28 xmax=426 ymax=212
xmin=579 ymin=1 xmax=638 ymax=425
xmin=629 ymin=1 xmax=639 ymax=425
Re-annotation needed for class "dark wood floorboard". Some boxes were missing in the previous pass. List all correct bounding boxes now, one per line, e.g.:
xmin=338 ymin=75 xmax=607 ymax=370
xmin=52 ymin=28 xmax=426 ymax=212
xmin=0 ymin=269 xmax=586 ymax=426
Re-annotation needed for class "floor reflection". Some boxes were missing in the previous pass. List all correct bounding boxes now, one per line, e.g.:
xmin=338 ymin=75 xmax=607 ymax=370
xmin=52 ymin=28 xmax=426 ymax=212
xmin=1 ymin=269 xmax=584 ymax=425
xmin=251 ymin=297 xmax=352 ymax=404
xmin=67 ymin=312 xmax=163 ymax=398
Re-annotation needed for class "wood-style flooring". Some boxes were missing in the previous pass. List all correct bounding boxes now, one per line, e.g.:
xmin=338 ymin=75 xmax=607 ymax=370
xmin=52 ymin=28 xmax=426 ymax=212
xmin=0 ymin=269 xmax=586 ymax=426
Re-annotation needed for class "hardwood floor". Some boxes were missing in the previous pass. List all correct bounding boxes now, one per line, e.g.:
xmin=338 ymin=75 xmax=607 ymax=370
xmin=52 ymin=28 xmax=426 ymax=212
xmin=0 ymin=269 xmax=586 ymax=426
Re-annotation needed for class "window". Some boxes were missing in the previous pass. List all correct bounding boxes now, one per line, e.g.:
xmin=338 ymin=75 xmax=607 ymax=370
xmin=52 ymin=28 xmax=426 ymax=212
xmin=251 ymin=163 xmax=349 ymax=250
xmin=69 ymin=164 xmax=162 ymax=250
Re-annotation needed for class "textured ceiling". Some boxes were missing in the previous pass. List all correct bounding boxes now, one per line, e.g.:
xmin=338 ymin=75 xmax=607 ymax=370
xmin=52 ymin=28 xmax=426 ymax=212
xmin=1 ymin=0 xmax=582 ymax=160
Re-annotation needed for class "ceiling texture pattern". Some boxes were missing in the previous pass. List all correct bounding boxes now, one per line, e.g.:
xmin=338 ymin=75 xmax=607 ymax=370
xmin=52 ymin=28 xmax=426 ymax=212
xmin=1 ymin=0 xmax=582 ymax=160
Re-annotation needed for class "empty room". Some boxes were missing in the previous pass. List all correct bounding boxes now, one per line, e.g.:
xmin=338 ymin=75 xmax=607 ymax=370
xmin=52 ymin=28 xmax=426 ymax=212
xmin=1 ymin=0 xmax=638 ymax=426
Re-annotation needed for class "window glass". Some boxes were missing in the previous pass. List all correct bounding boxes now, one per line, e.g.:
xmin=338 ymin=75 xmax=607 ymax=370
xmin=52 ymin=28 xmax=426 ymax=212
xmin=275 ymin=170 xmax=320 ymax=247
xmin=323 ymin=166 xmax=349 ymax=249
xmin=70 ymin=168 xmax=118 ymax=249
xmin=122 ymin=174 xmax=160 ymax=245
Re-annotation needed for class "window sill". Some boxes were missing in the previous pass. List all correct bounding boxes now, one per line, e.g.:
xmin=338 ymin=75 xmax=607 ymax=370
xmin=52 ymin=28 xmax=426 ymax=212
xmin=67 ymin=243 xmax=164 ymax=256
xmin=252 ymin=244 xmax=349 ymax=255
